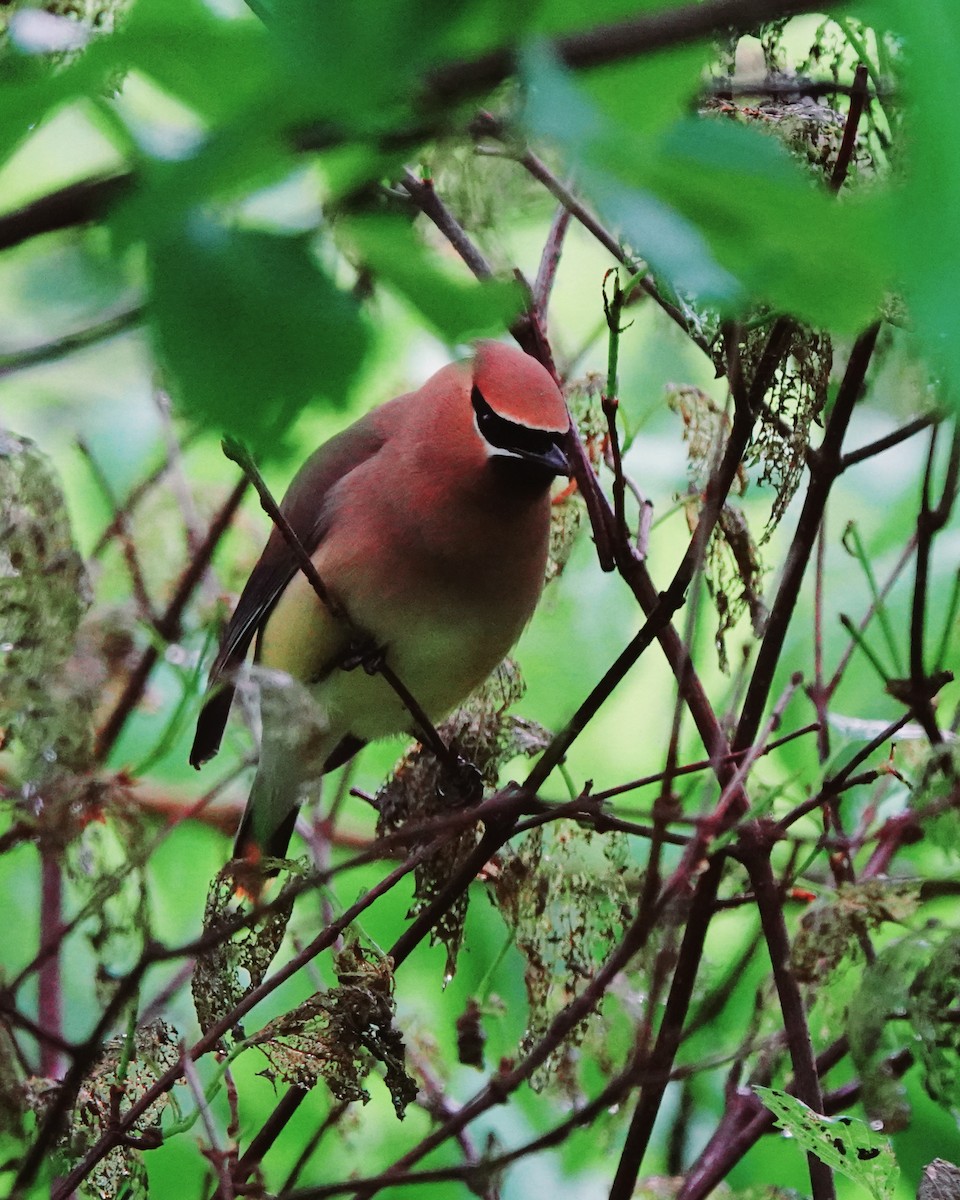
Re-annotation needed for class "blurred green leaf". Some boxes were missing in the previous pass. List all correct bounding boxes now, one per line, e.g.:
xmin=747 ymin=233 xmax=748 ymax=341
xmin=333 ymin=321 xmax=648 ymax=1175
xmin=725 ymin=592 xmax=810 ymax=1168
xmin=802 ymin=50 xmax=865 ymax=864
xmin=267 ymin=0 xmax=484 ymax=129
xmin=0 ymin=47 xmax=120 ymax=171
xmin=530 ymin=0 xmax=708 ymax=133
xmin=889 ymin=0 xmax=960 ymax=411
xmin=907 ymin=931 xmax=960 ymax=1114
xmin=522 ymin=42 xmax=738 ymax=299
xmin=146 ymin=218 xmax=369 ymax=448
xmin=344 ymin=214 xmax=523 ymax=341
xmin=121 ymin=0 xmax=273 ymax=124
xmin=522 ymin=44 xmax=890 ymax=329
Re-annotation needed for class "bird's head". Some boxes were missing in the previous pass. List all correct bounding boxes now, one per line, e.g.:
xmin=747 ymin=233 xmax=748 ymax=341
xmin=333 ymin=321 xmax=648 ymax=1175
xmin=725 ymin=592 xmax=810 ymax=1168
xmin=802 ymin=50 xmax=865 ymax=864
xmin=469 ymin=341 xmax=571 ymax=481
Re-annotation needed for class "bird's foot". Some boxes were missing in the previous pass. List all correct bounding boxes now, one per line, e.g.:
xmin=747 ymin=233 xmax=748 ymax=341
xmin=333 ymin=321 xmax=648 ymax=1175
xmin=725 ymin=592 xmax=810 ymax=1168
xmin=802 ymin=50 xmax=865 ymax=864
xmin=437 ymin=753 xmax=484 ymax=807
xmin=340 ymin=637 xmax=388 ymax=675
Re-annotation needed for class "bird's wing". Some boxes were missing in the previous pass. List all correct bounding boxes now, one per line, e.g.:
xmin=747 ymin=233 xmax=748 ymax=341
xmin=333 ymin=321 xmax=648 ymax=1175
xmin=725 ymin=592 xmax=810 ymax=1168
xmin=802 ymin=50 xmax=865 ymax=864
xmin=190 ymin=416 xmax=387 ymax=768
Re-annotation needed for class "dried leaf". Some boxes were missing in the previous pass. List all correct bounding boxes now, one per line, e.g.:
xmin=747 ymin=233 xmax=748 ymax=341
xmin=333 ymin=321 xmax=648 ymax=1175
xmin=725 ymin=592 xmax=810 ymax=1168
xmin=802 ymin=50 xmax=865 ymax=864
xmin=743 ymin=324 xmax=832 ymax=539
xmin=848 ymin=934 xmax=932 ymax=1131
xmin=669 ymin=385 xmax=767 ymax=669
xmin=192 ymin=861 xmax=302 ymax=1039
xmin=254 ymin=940 xmax=417 ymax=1117
xmin=68 ymin=811 xmax=154 ymax=1007
xmin=918 ymin=1159 xmax=960 ymax=1200
xmin=0 ymin=430 xmax=96 ymax=852
xmin=0 ymin=430 xmax=92 ymax=770
xmin=791 ymin=880 xmax=920 ymax=986
xmin=455 ymin=998 xmax=486 ymax=1069
xmin=915 ymin=745 xmax=960 ymax=856
xmin=542 ymin=375 xmax=604 ymax=583
xmin=26 ymin=1020 xmax=179 ymax=1200
xmin=669 ymin=385 xmax=748 ymax=497
xmin=547 ymin=487 xmax=586 ymax=583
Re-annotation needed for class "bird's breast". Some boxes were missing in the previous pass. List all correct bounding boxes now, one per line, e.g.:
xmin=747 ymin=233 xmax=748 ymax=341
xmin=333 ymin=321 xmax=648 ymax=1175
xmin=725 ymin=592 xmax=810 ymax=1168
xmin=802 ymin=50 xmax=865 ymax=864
xmin=306 ymin=480 xmax=551 ymax=740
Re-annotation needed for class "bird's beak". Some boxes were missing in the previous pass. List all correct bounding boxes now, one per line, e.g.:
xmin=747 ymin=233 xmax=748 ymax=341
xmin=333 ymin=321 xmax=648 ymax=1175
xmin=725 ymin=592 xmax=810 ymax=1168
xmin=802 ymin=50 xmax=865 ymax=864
xmin=515 ymin=437 xmax=571 ymax=478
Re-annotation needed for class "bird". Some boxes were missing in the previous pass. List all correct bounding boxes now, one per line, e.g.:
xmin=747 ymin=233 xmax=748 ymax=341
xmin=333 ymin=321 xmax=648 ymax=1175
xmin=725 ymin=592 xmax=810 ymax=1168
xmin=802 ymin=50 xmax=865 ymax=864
xmin=190 ymin=340 xmax=571 ymax=863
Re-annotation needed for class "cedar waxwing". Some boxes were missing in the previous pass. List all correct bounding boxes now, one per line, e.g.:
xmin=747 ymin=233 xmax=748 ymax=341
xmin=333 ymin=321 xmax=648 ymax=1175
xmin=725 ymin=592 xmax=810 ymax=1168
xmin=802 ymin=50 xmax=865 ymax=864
xmin=190 ymin=341 xmax=571 ymax=860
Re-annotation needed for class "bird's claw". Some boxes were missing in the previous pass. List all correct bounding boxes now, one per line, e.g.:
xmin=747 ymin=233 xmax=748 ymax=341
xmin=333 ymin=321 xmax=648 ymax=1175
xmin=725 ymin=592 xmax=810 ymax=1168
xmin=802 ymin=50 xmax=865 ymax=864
xmin=437 ymin=754 xmax=484 ymax=807
xmin=340 ymin=638 xmax=388 ymax=675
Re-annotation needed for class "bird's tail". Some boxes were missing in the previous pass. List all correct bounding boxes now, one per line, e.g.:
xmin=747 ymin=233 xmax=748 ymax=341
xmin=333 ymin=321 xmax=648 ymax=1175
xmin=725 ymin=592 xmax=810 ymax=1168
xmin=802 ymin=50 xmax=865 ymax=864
xmin=231 ymin=669 xmax=332 ymax=866
xmin=232 ymin=737 xmax=315 ymax=864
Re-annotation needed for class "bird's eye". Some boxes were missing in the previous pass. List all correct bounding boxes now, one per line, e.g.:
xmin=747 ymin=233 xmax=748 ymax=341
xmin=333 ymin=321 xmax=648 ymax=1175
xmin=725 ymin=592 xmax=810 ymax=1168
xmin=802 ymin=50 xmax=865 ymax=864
xmin=471 ymin=385 xmax=562 ymax=459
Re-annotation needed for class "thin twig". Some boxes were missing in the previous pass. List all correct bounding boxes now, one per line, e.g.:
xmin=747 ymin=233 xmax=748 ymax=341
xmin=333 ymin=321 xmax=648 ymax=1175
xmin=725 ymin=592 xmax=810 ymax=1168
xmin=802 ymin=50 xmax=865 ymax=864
xmin=398 ymin=169 xmax=495 ymax=281
xmin=44 ymin=846 xmax=432 ymax=1199
xmin=591 ymin=722 xmax=818 ymax=804
xmin=826 ymin=533 xmax=917 ymax=696
xmin=0 ymin=304 xmax=145 ymax=376
xmin=76 ymin=437 xmax=157 ymax=623
xmin=909 ymin=423 xmax=960 ymax=741
xmin=37 ymin=854 xmax=64 ymax=1080
xmin=735 ymin=323 xmax=880 ymax=753
xmin=425 ymin=0 xmax=817 ymax=104
xmin=222 ymin=1085 xmax=307 ymax=1198
xmin=183 ymin=1055 xmax=234 ymax=1200
xmin=829 ymin=63 xmax=870 ymax=192
xmin=491 ymin=133 xmax=711 ymax=357
xmin=739 ymin=823 xmax=835 ymax=1200
xmin=840 ymin=412 xmax=939 ymax=470
xmin=533 ymin=203 xmax=572 ymax=322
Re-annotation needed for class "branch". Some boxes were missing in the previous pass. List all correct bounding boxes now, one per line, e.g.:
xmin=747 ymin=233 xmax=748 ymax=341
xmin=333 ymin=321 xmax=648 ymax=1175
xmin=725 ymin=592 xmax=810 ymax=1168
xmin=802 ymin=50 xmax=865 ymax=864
xmin=738 ymin=823 xmax=835 ymax=1200
xmin=0 ymin=172 xmax=132 ymax=252
xmin=292 ymin=1050 xmax=644 ymax=1197
xmin=425 ymin=0 xmax=818 ymax=104
xmin=0 ymin=304 xmax=144 ymax=376
xmin=488 ymin=130 xmax=712 ymax=357
xmin=829 ymin=63 xmax=870 ymax=193
xmin=735 ymin=323 xmax=880 ymax=752
xmin=44 ymin=844 xmax=433 ymax=1199
xmin=533 ymin=203 xmax=572 ymax=322
xmin=840 ymin=413 xmax=939 ymax=471
xmin=398 ymin=169 xmax=495 ymax=281
xmin=909 ymin=423 xmax=960 ymax=741
xmin=0 ymin=0 xmax=818 ymax=254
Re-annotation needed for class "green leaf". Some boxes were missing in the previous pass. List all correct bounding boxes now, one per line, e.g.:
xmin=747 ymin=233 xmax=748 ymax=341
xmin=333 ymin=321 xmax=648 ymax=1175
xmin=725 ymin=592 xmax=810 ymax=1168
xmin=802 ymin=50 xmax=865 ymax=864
xmin=120 ymin=0 xmax=274 ymax=124
xmin=343 ymin=214 xmax=524 ymax=342
xmin=145 ymin=218 xmax=369 ymax=449
xmin=266 ymin=0 xmax=479 ymax=129
xmin=0 ymin=42 xmax=122 ymax=170
xmin=521 ymin=44 xmax=890 ymax=330
xmin=649 ymin=118 xmax=890 ymax=330
xmin=754 ymin=1087 xmax=900 ymax=1200
xmin=521 ymin=41 xmax=738 ymax=300
xmin=889 ymin=0 xmax=960 ymax=411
